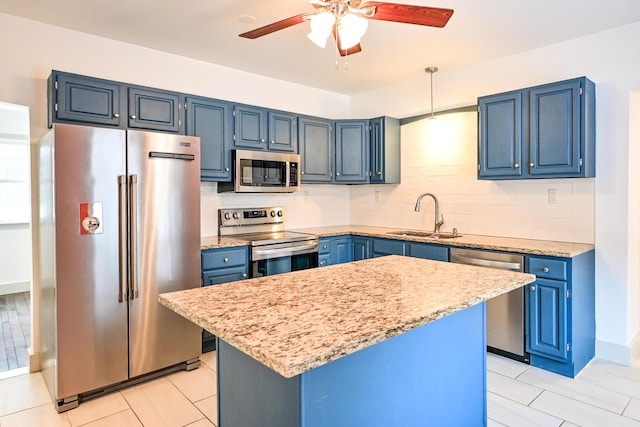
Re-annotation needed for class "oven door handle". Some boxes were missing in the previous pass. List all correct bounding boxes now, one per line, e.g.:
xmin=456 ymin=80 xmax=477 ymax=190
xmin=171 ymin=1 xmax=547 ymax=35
xmin=252 ymin=242 xmax=319 ymax=260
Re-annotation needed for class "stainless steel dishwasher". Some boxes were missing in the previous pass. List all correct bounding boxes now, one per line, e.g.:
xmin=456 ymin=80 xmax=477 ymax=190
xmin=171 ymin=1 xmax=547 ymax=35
xmin=449 ymin=248 xmax=529 ymax=363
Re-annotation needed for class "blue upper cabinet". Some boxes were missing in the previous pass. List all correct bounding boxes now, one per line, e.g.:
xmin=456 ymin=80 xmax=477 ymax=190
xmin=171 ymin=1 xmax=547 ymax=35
xmin=49 ymin=70 xmax=123 ymax=128
xmin=299 ymin=116 xmax=333 ymax=183
xmin=128 ymin=86 xmax=183 ymax=133
xmin=478 ymin=77 xmax=595 ymax=180
xmin=267 ymin=110 xmax=297 ymax=152
xmin=369 ymin=116 xmax=401 ymax=184
xmin=234 ymin=104 xmax=267 ymax=149
xmin=234 ymin=105 xmax=297 ymax=152
xmin=334 ymin=120 xmax=369 ymax=183
xmin=185 ymin=96 xmax=233 ymax=181
xmin=478 ymin=91 xmax=523 ymax=178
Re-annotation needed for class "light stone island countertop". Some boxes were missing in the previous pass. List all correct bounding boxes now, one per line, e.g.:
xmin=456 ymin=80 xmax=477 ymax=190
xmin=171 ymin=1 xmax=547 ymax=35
xmin=201 ymin=225 xmax=594 ymax=258
xmin=160 ymin=255 xmax=536 ymax=378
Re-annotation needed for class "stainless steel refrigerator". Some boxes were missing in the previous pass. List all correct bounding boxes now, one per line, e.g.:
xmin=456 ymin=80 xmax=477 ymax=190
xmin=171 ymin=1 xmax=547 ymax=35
xmin=38 ymin=123 xmax=202 ymax=412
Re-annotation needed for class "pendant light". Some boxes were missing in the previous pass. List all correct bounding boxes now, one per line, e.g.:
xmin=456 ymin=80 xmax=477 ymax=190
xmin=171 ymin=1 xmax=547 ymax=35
xmin=425 ymin=66 xmax=438 ymax=119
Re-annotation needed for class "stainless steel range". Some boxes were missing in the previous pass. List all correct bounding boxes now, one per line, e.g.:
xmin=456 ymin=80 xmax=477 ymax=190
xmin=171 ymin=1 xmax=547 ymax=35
xmin=219 ymin=207 xmax=319 ymax=277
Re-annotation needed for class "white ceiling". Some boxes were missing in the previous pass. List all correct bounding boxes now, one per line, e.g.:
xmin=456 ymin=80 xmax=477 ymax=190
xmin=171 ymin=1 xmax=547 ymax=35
xmin=1 ymin=0 xmax=639 ymax=95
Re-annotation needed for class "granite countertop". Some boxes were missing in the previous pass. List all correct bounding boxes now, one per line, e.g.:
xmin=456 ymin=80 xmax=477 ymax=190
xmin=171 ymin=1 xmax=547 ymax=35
xmin=201 ymin=225 xmax=594 ymax=258
xmin=160 ymin=255 xmax=535 ymax=378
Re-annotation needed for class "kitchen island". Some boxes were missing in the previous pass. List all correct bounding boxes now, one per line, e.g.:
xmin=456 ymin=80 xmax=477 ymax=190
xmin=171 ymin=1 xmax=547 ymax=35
xmin=160 ymin=255 xmax=535 ymax=427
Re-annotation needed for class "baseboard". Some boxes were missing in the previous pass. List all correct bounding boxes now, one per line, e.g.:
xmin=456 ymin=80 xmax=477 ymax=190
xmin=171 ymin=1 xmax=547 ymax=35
xmin=0 ymin=281 xmax=30 ymax=295
xmin=29 ymin=349 xmax=40 ymax=373
xmin=596 ymin=338 xmax=637 ymax=365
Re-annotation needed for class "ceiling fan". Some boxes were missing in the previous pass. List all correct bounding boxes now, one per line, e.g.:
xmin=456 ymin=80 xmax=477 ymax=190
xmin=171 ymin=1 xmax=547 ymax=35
xmin=239 ymin=0 xmax=454 ymax=57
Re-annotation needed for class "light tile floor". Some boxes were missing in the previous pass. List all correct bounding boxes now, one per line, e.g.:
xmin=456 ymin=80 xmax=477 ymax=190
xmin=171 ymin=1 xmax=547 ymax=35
xmin=0 ymin=351 xmax=639 ymax=426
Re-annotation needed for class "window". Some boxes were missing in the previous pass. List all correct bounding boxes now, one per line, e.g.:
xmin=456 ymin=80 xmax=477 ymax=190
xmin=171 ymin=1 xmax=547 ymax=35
xmin=0 ymin=102 xmax=30 ymax=224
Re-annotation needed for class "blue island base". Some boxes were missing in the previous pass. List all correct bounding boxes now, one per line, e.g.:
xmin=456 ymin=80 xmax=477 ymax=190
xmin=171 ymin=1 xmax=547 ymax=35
xmin=217 ymin=302 xmax=487 ymax=427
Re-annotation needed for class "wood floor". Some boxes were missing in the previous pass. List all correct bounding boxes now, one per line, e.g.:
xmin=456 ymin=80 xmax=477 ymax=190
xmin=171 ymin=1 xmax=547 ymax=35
xmin=0 ymin=292 xmax=30 ymax=373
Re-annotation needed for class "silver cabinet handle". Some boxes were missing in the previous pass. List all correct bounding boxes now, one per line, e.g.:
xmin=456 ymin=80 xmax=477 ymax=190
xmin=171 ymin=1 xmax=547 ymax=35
xmin=223 ymin=257 xmax=229 ymax=263
xmin=530 ymin=285 xmax=536 ymax=291
xmin=114 ymin=113 xmax=120 ymax=118
xmin=542 ymin=267 xmax=549 ymax=273
xmin=129 ymin=175 xmax=139 ymax=300
xmin=514 ymin=163 xmax=519 ymax=168
xmin=529 ymin=162 xmax=535 ymax=167
xmin=130 ymin=114 xmax=137 ymax=119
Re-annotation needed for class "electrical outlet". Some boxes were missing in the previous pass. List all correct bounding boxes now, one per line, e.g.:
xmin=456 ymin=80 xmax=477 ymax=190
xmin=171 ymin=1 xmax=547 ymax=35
xmin=548 ymin=188 xmax=558 ymax=204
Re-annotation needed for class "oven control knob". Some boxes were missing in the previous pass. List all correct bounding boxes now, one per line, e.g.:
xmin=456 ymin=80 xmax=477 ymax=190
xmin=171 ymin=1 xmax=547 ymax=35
xmin=270 ymin=211 xmax=276 ymax=217
xmin=232 ymin=212 xmax=239 ymax=219
xmin=224 ymin=212 xmax=231 ymax=220
xmin=277 ymin=210 xmax=283 ymax=217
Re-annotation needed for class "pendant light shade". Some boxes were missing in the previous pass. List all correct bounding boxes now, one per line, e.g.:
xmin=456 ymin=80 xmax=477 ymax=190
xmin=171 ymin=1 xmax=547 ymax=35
xmin=338 ymin=14 xmax=368 ymax=50
xmin=307 ymin=12 xmax=336 ymax=48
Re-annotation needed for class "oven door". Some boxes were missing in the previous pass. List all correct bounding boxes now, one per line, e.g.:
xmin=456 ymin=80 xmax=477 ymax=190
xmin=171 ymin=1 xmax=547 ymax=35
xmin=250 ymin=239 xmax=319 ymax=277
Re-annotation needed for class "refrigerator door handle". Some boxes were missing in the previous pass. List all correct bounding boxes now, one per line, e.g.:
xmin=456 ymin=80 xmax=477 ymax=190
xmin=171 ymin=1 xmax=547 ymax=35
xmin=129 ymin=174 xmax=139 ymax=300
xmin=118 ymin=175 xmax=128 ymax=303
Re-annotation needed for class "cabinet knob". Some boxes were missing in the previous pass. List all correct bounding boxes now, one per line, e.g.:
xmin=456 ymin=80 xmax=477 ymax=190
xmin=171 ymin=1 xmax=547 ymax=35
xmin=260 ymin=138 xmax=266 ymax=143
xmin=530 ymin=285 xmax=536 ymax=291
xmin=322 ymin=245 xmax=328 ymax=249
xmin=242 ymin=273 xmax=247 ymax=278
xmin=301 ymin=171 xmax=305 ymax=175
xmin=225 ymin=167 xmax=230 ymax=172
xmin=514 ymin=163 xmax=519 ymax=168
xmin=223 ymin=257 xmax=229 ymax=263
xmin=270 ymin=140 xmax=275 ymax=144
xmin=113 ymin=113 xmax=120 ymax=118
xmin=377 ymin=171 xmax=382 ymax=175
xmin=336 ymin=172 xmax=340 ymax=176
xmin=542 ymin=267 xmax=549 ymax=273
xmin=130 ymin=114 xmax=137 ymax=119
xmin=529 ymin=162 xmax=535 ymax=167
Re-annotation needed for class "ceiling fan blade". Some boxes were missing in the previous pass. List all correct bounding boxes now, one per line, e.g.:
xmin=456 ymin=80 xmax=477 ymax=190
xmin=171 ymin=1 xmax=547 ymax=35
xmin=331 ymin=26 xmax=363 ymax=56
xmin=239 ymin=13 xmax=310 ymax=39
xmin=360 ymin=2 xmax=453 ymax=28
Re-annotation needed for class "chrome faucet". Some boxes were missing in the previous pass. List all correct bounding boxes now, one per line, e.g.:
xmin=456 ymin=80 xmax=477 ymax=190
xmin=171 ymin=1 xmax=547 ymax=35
xmin=414 ymin=192 xmax=444 ymax=234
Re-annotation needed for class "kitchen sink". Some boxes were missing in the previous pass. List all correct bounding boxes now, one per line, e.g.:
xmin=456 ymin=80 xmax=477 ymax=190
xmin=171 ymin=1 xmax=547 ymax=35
xmin=387 ymin=230 xmax=463 ymax=239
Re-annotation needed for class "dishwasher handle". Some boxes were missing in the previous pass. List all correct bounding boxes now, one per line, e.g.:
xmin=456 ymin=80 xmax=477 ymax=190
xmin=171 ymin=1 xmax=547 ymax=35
xmin=450 ymin=252 xmax=523 ymax=272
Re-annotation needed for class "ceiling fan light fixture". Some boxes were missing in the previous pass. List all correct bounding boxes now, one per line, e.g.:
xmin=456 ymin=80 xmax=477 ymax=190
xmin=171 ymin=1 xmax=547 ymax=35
xmin=338 ymin=13 xmax=368 ymax=50
xmin=307 ymin=12 xmax=336 ymax=48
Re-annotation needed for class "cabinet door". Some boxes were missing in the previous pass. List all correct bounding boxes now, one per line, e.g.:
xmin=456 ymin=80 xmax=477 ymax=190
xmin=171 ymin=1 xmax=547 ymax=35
xmin=234 ymin=104 xmax=267 ymax=149
xmin=478 ymin=91 xmax=523 ymax=179
xmin=372 ymin=238 xmax=406 ymax=257
xmin=527 ymin=278 xmax=568 ymax=361
xmin=352 ymin=237 xmax=371 ymax=261
xmin=528 ymin=80 xmax=582 ymax=177
xmin=203 ymin=267 xmax=248 ymax=285
xmin=409 ymin=243 xmax=448 ymax=261
xmin=332 ymin=236 xmax=352 ymax=265
xmin=186 ymin=97 xmax=233 ymax=181
xmin=268 ymin=111 xmax=297 ymax=152
xmin=51 ymin=72 xmax=122 ymax=127
xmin=128 ymin=86 xmax=182 ymax=133
xmin=299 ymin=116 xmax=332 ymax=182
xmin=369 ymin=117 xmax=400 ymax=184
xmin=335 ymin=120 xmax=369 ymax=183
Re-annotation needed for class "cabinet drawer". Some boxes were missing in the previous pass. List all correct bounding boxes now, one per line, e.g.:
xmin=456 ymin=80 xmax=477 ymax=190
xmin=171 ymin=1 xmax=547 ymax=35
xmin=202 ymin=267 xmax=248 ymax=285
xmin=528 ymin=257 xmax=567 ymax=281
xmin=202 ymin=247 xmax=248 ymax=269
xmin=318 ymin=238 xmax=331 ymax=254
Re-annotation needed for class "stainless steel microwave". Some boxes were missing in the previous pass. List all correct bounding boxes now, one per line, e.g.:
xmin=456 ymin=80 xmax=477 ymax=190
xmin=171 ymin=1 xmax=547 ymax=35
xmin=218 ymin=149 xmax=301 ymax=193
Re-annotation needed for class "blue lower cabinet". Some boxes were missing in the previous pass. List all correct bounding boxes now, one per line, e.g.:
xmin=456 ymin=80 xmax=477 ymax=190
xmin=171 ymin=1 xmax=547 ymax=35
xmin=372 ymin=238 xmax=407 ymax=257
xmin=201 ymin=246 xmax=249 ymax=352
xmin=408 ymin=242 xmax=449 ymax=261
xmin=352 ymin=237 xmax=371 ymax=261
xmin=318 ymin=236 xmax=352 ymax=267
xmin=217 ymin=303 xmax=487 ymax=427
xmin=525 ymin=251 xmax=595 ymax=377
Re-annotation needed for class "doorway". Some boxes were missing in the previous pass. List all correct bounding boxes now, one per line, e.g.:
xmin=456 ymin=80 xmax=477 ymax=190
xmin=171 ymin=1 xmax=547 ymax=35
xmin=0 ymin=101 xmax=31 ymax=375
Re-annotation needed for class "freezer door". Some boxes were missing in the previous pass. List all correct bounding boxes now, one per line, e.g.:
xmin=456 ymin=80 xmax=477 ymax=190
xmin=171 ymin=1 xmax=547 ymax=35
xmin=52 ymin=124 xmax=129 ymax=399
xmin=127 ymin=130 xmax=202 ymax=377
